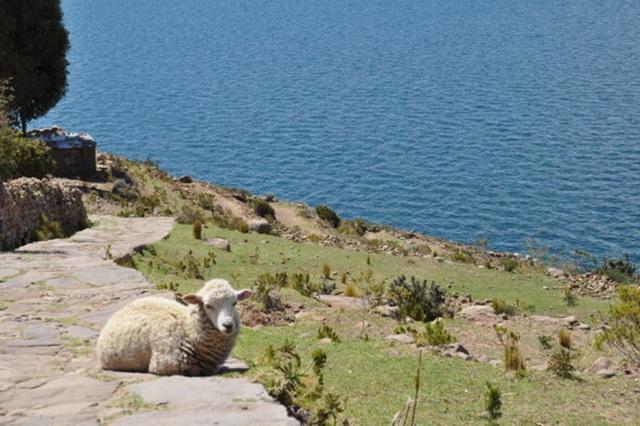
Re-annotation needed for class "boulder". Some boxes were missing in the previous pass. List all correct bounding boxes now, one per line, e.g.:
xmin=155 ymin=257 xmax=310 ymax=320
xmin=385 ymin=334 xmax=415 ymax=344
xmin=206 ymin=238 xmax=231 ymax=252
xmin=248 ymin=219 xmax=272 ymax=234
xmin=178 ymin=175 xmax=193 ymax=183
xmin=372 ymin=305 xmax=398 ymax=318
xmin=547 ymin=267 xmax=566 ymax=278
xmin=596 ymin=369 xmax=616 ymax=379
xmin=587 ymin=357 xmax=612 ymax=373
xmin=459 ymin=305 xmax=494 ymax=319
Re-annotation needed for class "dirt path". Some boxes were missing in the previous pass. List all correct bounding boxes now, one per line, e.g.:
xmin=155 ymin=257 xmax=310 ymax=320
xmin=0 ymin=216 xmax=296 ymax=425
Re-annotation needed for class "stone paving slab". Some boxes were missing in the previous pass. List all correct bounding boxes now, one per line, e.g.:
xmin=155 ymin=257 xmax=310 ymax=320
xmin=0 ymin=215 xmax=297 ymax=425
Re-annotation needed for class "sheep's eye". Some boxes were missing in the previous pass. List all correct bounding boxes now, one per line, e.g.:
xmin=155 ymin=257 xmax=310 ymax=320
xmin=232 ymin=301 xmax=237 ymax=307
xmin=205 ymin=304 xmax=212 ymax=309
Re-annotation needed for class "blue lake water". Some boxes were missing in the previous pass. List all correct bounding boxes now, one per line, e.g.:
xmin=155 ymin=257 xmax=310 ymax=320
xmin=37 ymin=0 xmax=640 ymax=261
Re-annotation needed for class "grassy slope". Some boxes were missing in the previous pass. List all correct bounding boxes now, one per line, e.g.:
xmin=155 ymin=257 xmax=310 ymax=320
xmin=133 ymin=224 xmax=638 ymax=425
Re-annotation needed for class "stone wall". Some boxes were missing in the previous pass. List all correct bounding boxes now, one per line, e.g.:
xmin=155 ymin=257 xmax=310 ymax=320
xmin=0 ymin=178 xmax=88 ymax=250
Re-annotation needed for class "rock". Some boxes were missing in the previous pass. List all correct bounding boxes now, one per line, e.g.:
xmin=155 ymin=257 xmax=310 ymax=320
xmin=372 ymin=305 xmax=398 ymax=318
xmin=456 ymin=352 xmax=473 ymax=361
xmin=459 ymin=305 xmax=494 ymax=319
xmin=248 ymin=218 xmax=272 ymax=234
xmin=562 ymin=316 xmax=578 ymax=326
xmin=587 ymin=357 xmax=612 ymax=373
xmin=489 ymin=360 xmax=502 ymax=367
xmin=385 ymin=334 xmax=415 ymax=344
xmin=65 ymin=325 xmax=99 ymax=340
xmin=205 ymin=237 xmax=231 ymax=252
xmin=547 ymin=267 xmax=565 ymax=278
xmin=477 ymin=355 xmax=489 ymax=363
xmin=318 ymin=337 xmax=333 ymax=345
xmin=596 ymin=369 xmax=616 ymax=379
xmin=178 ymin=175 xmax=193 ymax=183
xmin=576 ymin=323 xmax=591 ymax=331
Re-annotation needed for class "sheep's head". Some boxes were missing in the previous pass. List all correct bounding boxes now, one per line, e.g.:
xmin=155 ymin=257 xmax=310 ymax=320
xmin=182 ymin=279 xmax=252 ymax=335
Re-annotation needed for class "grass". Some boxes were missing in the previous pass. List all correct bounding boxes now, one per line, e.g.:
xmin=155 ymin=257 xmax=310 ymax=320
xmin=133 ymin=224 xmax=610 ymax=321
xmin=131 ymin=223 xmax=639 ymax=425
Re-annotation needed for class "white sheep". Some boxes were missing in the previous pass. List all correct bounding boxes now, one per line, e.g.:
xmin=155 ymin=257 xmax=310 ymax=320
xmin=96 ymin=279 xmax=253 ymax=376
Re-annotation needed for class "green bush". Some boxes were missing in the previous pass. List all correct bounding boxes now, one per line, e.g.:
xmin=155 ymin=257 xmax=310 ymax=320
xmin=484 ymin=382 xmax=502 ymax=422
xmin=450 ymin=249 xmax=474 ymax=264
xmin=547 ymin=348 xmax=576 ymax=379
xmin=491 ymin=299 xmax=516 ymax=316
xmin=317 ymin=325 xmax=341 ymax=343
xmin=0 ymin=127 xmax=55 ymax=181
xmin=418 ymin=319 xmax=455 ymax=346
xmin=253 ymin=198 xmax=275 ymax=219
xmin=33 ymin=214 xmax=63 ymax=241
xmin=596 ymin=255 xmax=637 ymax=283
xmin=388 ymin=275 xmax=446 ymax=322
xmin=251 ymin=340 xmax=345 ymax=425
xmin=594 ymin=285 xmax=640 ymax=365
xmin=494 ymin=325 xmax=526 ymax=375
xmin=315 ymin=205 xmax=341 ymax=228
xmin=500 ymin=257 xmax=518 ymax=273
xmin=338 ymin=218 xmax=367 ymax=236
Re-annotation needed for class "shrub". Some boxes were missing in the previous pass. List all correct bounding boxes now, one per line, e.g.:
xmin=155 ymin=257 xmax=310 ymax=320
xmin=192 ymin=220 xmax=203 ymax=240
xmin=484 ymin=382 xmax=502 ymax=423
xmin=338 ymin=218 xmax=367 ymax=236
xmin=322 ymin=263 xmax=331 ymax=279
xmin=491 ymin=299 xmax=516 ymax=316
xmin=500 ymin=258 xmax=518 ymax=272
xmin=33 ymin=214 xmax=63 ymax=241
xmin=315 ymin=205 xmax=341 ymax=228
xmin=253 ymin=273 xmax=285 ymax=312
xmin=562 ymin=286 xmax=577 ymax=306
xmin=253 ymin=198 xmax=275 ymax=219
xmin=388 ymin=275 xmax=446 ymax=322
xmin=559 ymin=328 xmax=571 ymax=349
xmin=450 ymin=249 xmax=474 ymax=264
xmin=344 ymin=282 xmax=359 ymax=298
xmin=176 ymin=205 xmax=203 ymax=225
xmin=594 ymin=285 xmax=640 ymax=365
xmin=340 ymin=272 xmax=348 ymax=285
xmin=547 ymin=348 xmax=575 ymax=379
xmin=538 ymin=335 xmax=553 ymax=350
xmin=251 ymin=340 xmax=345 ymax=424
xmin=418 ymin=319 xmax=455 ymax=346
xmin=0 ymin=127 xmax=55 ymax=180
xmin=494 ymin=325 xmax=526 ymax=375
xmin=596 ymin=255 xmax=637 ymax=283
xmin=317 ymin=325 xmax=340 ymax=343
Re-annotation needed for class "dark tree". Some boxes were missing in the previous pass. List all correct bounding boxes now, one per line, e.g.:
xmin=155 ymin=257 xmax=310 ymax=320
xmin=0 ymin=0 xmax=69 ymax=134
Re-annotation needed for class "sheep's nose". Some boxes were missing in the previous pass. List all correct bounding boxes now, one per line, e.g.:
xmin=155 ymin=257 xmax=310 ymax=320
xmin=222 ymin=320 xmax=234 ymax=333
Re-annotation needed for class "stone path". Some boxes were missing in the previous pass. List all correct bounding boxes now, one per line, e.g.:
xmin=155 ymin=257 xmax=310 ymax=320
xmin=0 ymin=216 xmax=296 ymax=425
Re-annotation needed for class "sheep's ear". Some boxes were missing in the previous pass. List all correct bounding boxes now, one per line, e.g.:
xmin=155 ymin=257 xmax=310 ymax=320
xmin=236 ymin=289 xmax=253 ymax=301
xmin=182 ymin=294 xmax=203 ymax=305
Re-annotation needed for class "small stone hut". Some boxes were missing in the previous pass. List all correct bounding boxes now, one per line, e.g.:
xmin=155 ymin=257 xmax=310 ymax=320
xmin=27 ymin=126 xmax=96 ymax=178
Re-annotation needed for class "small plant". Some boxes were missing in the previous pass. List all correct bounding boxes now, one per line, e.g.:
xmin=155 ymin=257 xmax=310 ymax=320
xmin=322 ymin=263 xmax=331 ymax=280
xmin=247 ymin=247 xmax=259 ymax=265
xmin=253 ymin=198 xmax=275 ymax=219
xmin=391 ymin=350 xmax=423 ymax=426
xmin=562 ymin=286 xmax=577 ymax=306
xmin=548 ymin=348 xmax=576 ymax=379
xmin=366 ymin=254 xmax=371 ymax=265
xmin=594 ymin=285 xmax=640 ymax=365
xmin=192 ymin=219 xmax=203 ymax=240
xmin=388 ymin=275 xmax=446 ymax=322
xmin=418 ymin=319 xmax=455 ymax=346
xmin=340 ymin=272 xmax=348 ymax=285
xmin=251 ymin=340 xmax=345 ymax=424
xmin=450 ymin=249 xmax=474 ymax=264
xmin=559 ymin=328 xmax=571 ymax=349
xmin=157 ymin=281 xmax=180 ymax=292
xmin=33 ymin=214 xmax=63 ymax=242
xmin=500 ymin=258 xmax=518 ymax=273
xmin=338 ymin=218 xmax=367 ymax=236
xmin=344 ymin=282 xmax=359 ymax=298
xmin=252 ymin=274 xmax=285 ymax=312
xmin=494 ymin=325 xmax=526 ymax=375
xmin=484 ymin=381 xmax=502 ymax=423
xmin=538 ymin=335 xmax=553 ymax=350
xmin=491 ymin=299 xmax=516 ymax=316
xmin=315 ymin=205 xmax=341 ymax=228
xmin=317 ymin=325 xmax=341 ymax=343
xmin=483 ymin=259 xmax=492 ymax=269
